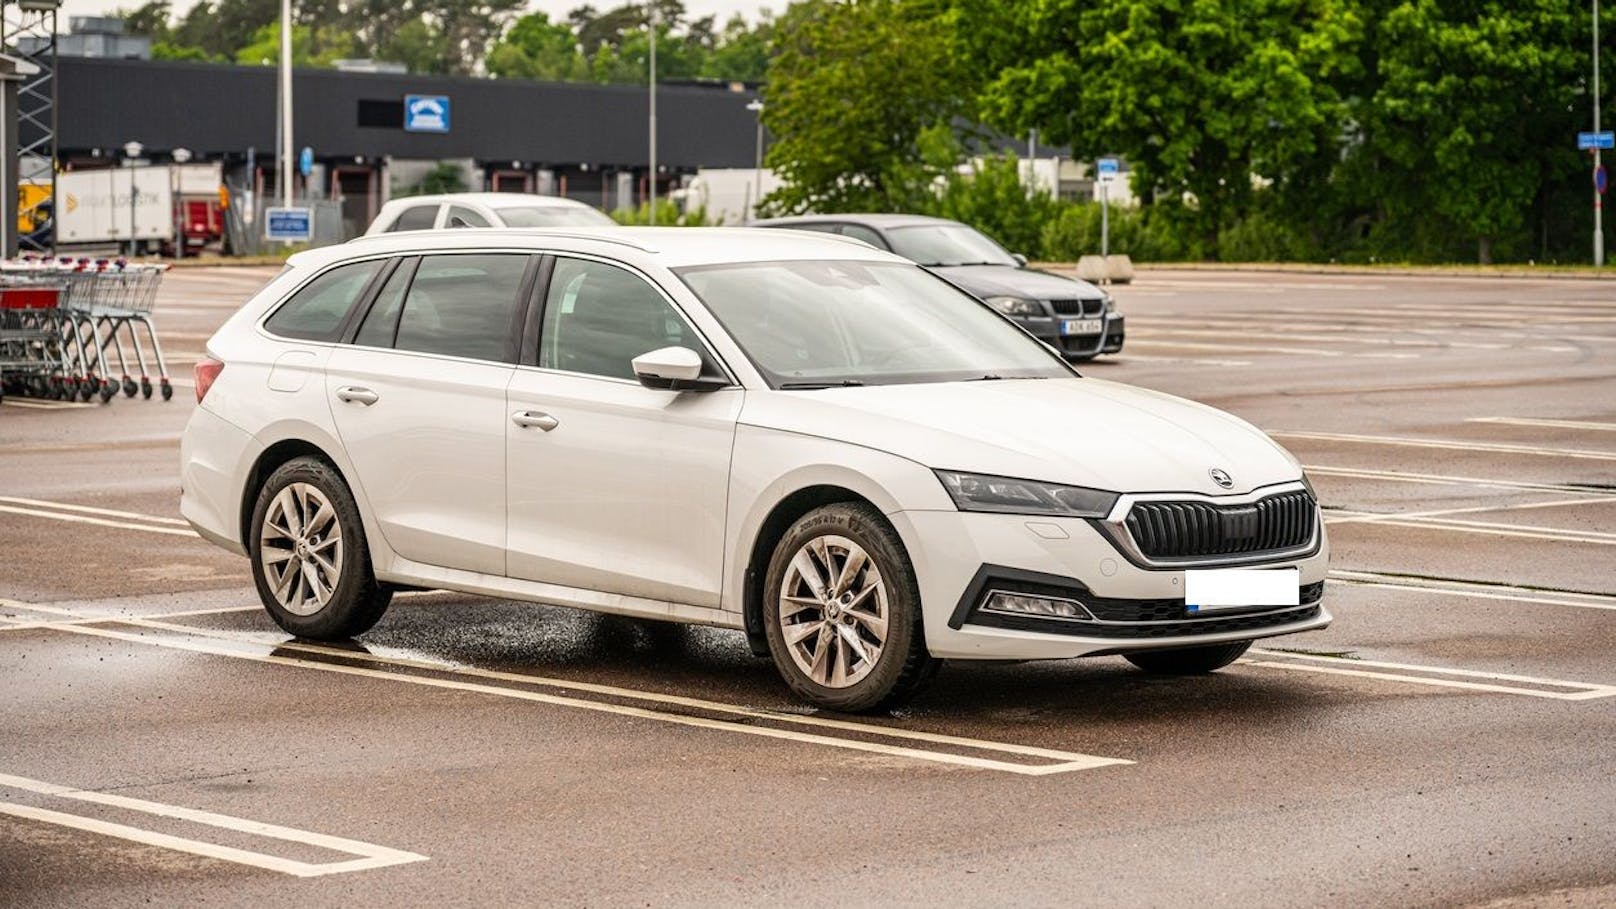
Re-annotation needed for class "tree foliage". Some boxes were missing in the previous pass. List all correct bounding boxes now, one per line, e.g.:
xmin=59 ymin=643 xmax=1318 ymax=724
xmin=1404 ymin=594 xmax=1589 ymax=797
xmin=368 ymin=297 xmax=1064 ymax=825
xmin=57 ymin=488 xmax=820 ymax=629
xmin=761 ymin=0 xmax=967 ymax=214
xmin=120 ymin=0 xmax=774 ymax=84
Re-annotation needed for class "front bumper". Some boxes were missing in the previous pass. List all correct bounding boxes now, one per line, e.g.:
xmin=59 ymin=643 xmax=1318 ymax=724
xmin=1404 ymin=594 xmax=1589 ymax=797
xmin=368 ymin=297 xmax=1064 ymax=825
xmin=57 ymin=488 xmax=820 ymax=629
xmin=1018 ymin=313 xmax=1125 ymax=359
xmin=891 ymin=508 xmax=1330 ymax=661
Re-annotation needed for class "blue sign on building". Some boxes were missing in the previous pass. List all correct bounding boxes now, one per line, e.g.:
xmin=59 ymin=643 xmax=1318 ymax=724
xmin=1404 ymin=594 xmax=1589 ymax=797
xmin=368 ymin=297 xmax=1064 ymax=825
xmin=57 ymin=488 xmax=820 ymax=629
xmin=265 ymin=207 xmax=313 ymax=242
xmin=405 ymin=95 xmax=451 ymax=134
xmin=298 ymin=146 xmax=314 ymax=177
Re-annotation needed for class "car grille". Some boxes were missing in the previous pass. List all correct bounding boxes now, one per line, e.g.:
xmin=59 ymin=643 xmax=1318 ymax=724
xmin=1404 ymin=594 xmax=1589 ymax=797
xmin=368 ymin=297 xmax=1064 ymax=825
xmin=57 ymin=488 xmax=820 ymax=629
xmin=1124 ymin=490 xmax=1316 ymax=560
xmin=1049 ymin=297 xmax=1105 ymax=317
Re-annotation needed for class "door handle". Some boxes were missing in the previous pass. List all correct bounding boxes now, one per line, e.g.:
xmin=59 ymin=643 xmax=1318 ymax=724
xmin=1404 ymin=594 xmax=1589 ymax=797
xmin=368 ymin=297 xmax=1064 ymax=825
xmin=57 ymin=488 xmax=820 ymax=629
xmin=512 ymin=410 xmax=559 ymax=431
xmin=335 ymin=386 xmax=379 ymax=406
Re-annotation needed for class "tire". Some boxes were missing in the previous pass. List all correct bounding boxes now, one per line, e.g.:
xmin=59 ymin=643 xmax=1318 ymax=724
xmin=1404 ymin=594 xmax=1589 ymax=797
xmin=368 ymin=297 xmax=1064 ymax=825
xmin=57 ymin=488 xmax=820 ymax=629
xmin=761 ymin=502 xmax=939 ymax=712
xmin=1124 ymin=641 xmax=1251 ymax=675
xmin=248 ymin=456 xmax=391 ymax=640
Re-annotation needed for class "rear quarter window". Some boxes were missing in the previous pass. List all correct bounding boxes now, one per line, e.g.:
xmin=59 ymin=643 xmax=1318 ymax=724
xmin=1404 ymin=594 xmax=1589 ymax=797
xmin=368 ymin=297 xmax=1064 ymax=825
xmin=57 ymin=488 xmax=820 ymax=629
xmin=262 ymin=259 xmax=384 ymax=342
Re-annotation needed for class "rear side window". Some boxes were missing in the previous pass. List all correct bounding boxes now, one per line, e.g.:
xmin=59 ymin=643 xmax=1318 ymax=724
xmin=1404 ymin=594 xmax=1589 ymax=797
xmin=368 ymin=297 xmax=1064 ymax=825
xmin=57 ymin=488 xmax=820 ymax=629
xmin=389 ymin=205 xmax=439 ymax=231
xmin=263 ymin=260 xmax=382 ymax=342
xmin=393 ymin=254 xmax=531 ymax=362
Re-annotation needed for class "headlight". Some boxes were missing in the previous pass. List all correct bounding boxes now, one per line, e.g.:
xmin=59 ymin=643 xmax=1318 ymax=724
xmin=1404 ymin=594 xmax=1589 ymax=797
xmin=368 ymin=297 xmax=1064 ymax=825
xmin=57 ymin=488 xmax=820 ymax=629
xmin=935 ymin=470 xmax=1119 ymax=518
xmin=983 ymin=295 xmax=1044 ymax=317
xmin=1102 ymin=294 xmax=1116 ymax=314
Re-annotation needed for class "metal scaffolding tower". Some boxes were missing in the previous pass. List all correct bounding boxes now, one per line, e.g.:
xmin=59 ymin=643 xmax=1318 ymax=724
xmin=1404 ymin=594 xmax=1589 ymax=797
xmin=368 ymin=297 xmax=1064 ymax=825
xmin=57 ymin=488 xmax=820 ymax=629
xmin=2 ymin=0 xmax=58 ymax=254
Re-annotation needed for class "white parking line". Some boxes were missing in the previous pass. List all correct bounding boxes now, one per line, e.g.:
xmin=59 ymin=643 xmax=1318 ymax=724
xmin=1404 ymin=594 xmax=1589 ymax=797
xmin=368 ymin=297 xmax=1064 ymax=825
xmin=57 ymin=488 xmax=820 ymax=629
xmin=0 ymin=772 xmax=426 ymax=877
xmin=41 ymin=620 xmax=1128 ymax=776
xmin=1273 ymin=430 xmax=1616 ymax=462
xmin=0 ymin=496 xmax=191 ymax=526
xmin=1324 ymin=510 xmax=1616 ymax=546
xmin=1109 ymin=353 xmax=1255 ymax=367
xmin=1242 ymin=650 xmax=1616 ymax=700
xmin=0 ymin=504 xmax=197 ymax=537
xmin=1324 ymin=494 xmax=1616 ymax=526
xmin=1302 ymin=464 xmax=1613 ymax=496
xmin=1467 ymin=416 xmax=1616 ymax=432
xmin=1327 ymin=570 xmax=1616 ymax=613
xmin=1 ymin=399 xmax=99 ymax=410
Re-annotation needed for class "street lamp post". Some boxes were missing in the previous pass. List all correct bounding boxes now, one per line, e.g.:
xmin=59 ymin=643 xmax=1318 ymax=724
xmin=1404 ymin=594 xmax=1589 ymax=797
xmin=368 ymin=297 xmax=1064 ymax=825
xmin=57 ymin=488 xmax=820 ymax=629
xmin=279 ymin=0 xmax=293 ymax=210
xmin=171 ymin=147 xmax=192 ymax=259
xmin=1595 ymin=0 xmax=1605 ymax=266
xmin=121 ymin=140 xmax=143 ymax=257
xmin=648 ymin=4 xmax=658 ymax=226
xmin=746 ymin=99 xmax=764 ymax=222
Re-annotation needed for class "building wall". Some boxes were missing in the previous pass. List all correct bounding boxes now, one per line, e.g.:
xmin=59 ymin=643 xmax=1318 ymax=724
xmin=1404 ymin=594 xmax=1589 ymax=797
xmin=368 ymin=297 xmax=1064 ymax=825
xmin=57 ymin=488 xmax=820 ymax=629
xmin=49 ymin=58 xmax=762 ymax=170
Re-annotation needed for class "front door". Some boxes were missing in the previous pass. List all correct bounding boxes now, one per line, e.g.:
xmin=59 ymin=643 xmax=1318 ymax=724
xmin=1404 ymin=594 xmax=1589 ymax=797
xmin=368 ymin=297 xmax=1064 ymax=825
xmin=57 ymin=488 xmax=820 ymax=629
xmin=506 ymin=255 xmax=741 ymax=608
xmin=326 ymin=253 xmax=535 ymax=576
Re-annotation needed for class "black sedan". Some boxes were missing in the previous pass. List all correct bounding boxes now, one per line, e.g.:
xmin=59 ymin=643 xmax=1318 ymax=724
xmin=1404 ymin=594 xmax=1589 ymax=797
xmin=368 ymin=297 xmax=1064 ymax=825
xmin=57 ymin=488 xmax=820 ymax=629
xmin=753 ymin=214 xmax=1124 ymax=360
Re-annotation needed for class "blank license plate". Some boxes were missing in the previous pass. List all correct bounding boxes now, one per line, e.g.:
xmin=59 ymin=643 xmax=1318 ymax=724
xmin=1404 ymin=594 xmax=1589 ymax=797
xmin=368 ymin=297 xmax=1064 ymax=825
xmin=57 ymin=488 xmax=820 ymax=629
xmin=1060 ymin=318 xmax=1103 ymax=336
xmin=1185 ymin=568 xmax=1299 ymax=614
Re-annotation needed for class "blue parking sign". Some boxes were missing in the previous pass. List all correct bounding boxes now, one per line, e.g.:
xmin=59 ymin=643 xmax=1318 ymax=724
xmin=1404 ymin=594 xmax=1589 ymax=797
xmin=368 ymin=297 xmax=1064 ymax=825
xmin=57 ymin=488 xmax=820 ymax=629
xmin=265 ymin=207 xmax=312 ymax=242
xmin=405 ymin=95 xmax=450 ymax=134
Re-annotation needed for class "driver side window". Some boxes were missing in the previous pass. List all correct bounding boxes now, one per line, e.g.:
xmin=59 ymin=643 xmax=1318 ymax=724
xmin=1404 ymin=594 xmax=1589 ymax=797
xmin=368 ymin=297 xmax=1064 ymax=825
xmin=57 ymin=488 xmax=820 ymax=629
xmin=538 ymin=258 xmax=705 ymax=381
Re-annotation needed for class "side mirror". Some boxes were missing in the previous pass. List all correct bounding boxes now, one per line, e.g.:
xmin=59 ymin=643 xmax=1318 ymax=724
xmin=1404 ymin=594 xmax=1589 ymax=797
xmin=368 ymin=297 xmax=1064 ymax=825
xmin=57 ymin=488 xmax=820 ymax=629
xmin=1011 ymin=253 xmax=1029 ymax=268
xmin=631 ymin=346 xmax=727 ymax=392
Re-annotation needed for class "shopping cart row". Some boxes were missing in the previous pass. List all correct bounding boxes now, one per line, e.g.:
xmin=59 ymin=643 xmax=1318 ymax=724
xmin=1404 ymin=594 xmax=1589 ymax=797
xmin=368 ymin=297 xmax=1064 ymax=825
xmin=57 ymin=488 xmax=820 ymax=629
xmin=0 ymin=257 xmax=172 ymax=404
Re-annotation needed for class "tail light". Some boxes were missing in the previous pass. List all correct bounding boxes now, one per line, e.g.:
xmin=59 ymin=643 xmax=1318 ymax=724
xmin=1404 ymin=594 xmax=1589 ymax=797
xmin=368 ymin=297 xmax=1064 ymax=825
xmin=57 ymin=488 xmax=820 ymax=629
xmin=194 ymin=356 xmax=224 ymax=403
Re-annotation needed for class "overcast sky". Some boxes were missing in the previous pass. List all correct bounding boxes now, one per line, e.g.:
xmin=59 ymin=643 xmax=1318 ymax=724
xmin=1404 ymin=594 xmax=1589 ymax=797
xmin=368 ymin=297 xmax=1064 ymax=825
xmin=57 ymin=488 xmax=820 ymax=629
xmin=60 ymin=1 xmax=778 ymax=29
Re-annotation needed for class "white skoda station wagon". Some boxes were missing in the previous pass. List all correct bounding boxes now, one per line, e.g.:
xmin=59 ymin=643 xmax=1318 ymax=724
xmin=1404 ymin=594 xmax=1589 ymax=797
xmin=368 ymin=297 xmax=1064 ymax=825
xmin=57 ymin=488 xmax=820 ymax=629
xmin=181 ymin=228 xmax=1330 ymax=711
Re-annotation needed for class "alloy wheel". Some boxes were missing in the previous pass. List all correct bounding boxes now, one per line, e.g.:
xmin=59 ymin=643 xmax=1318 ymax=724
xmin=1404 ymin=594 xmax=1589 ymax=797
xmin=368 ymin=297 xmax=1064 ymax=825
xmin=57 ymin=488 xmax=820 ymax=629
xmin=259 ymin=482 xmax=344 ymax=616
xmin=777 ymin=534 xmax=889 ymax=688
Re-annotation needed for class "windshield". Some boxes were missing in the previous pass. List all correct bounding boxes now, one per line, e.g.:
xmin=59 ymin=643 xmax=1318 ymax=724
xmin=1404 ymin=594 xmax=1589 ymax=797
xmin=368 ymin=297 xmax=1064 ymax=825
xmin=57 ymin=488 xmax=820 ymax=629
xmin=885 ymin=224 xmax=1019 ymax=267
xmin=496 ymin=206 xmax=616 ymax=228
xmin=676 ymin=261 xmax=1071 ymax=387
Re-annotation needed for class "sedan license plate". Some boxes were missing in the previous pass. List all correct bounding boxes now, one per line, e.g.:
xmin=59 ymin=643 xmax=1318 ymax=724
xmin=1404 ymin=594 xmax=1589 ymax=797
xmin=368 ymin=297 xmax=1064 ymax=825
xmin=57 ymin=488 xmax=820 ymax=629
xmin=1060 ymin=318 xmax=1103 ymax=336
xmin=1184 ymin=568 xmax=1299 ymax=614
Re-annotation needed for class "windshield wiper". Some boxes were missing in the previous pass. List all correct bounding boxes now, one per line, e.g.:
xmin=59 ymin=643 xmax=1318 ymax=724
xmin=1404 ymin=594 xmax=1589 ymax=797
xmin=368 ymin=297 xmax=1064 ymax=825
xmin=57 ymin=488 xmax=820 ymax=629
xmin=779 ymin=380 xmax=866 ymax=390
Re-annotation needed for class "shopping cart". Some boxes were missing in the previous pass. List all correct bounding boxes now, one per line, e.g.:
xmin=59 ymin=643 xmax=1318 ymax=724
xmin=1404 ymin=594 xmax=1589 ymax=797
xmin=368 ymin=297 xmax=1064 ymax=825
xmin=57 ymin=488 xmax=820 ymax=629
xmin=0 ymin=281 xmax=73 ymax=402
xmin=0 ymin=257 xmax=173 ymax=402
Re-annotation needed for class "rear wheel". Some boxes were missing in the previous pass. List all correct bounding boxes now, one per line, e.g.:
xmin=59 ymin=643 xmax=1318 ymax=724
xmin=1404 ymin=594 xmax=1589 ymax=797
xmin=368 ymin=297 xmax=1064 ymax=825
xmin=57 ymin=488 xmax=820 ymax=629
xmin=249 ymin=456 xmax=391 ymax=640
xmin=762 ymin=502 xmax=938 ymax=712
xmin=1124 ymin=641 xmax=1251 ymax=675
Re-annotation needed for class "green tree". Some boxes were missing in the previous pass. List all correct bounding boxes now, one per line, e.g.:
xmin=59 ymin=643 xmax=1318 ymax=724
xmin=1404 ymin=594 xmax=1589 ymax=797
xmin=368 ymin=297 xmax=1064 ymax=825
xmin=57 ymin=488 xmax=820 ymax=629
xmin=762 ymin=0 xmax=968 ymax=214
xmin=964 ymin=0 xmax=1360 ymax=255
xmin=1352 ymin=0 xmax=1586 ymax=263
xmin=925 ymin=154 xmax=1058 ymax=259
xmin=234 ymin=22 xmax=360 ymax=67
xmin=487 ymin=12 xmax=589 ymax=80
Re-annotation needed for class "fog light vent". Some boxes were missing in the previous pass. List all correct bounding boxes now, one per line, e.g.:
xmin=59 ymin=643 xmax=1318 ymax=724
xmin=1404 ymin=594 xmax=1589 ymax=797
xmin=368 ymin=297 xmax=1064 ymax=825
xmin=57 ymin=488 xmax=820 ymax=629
xmin=981 ymin=591 xmax=1093 ymax=621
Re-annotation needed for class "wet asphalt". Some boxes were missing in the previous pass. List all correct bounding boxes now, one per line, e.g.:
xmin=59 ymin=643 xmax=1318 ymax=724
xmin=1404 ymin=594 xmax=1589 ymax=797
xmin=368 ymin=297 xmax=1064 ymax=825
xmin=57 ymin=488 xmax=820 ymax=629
xmin=2 ymin=266 xmax=1614 ymax=907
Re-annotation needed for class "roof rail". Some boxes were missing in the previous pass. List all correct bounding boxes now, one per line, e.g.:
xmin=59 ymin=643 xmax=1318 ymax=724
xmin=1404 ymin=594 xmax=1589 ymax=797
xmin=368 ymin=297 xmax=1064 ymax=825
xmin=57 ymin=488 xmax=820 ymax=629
xmin=343 ymin=228 xmax=660 ymax=254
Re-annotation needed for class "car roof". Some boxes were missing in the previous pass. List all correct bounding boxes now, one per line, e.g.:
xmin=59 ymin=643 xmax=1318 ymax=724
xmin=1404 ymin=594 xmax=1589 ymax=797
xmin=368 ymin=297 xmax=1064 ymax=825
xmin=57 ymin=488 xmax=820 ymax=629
xmin=381 ymin=193 xmax=597 ymax=210
xmin=293 ymin=226 xmax=906 ymax=270
xmin=754 ymin=213 xmax=960 ymax=230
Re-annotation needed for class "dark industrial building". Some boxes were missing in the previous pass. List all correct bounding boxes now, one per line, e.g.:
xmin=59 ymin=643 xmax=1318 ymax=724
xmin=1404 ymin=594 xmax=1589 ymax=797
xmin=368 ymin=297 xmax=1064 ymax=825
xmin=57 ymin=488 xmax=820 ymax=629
xmin=50 ymin=57 xmax=763 ymax=235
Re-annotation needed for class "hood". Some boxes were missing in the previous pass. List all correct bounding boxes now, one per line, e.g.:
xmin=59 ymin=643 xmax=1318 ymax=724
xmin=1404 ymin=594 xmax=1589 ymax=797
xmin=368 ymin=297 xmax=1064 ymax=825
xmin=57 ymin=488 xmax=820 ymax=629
xmin=932 ymin=265 xmax=1104 ymax=301
xmin=741 ymin=378 xmax=1301 ymax=497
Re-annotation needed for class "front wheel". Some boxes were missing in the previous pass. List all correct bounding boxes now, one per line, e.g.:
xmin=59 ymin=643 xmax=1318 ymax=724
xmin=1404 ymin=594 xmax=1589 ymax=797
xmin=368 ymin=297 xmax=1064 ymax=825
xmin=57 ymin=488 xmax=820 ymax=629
xmin=762 ymin=503 xmax=939 ymax=712
xmin=1124 ymin=641 xmax=1251 ymax=675
xmin=249 ymin=456 xmax=391 ymax=640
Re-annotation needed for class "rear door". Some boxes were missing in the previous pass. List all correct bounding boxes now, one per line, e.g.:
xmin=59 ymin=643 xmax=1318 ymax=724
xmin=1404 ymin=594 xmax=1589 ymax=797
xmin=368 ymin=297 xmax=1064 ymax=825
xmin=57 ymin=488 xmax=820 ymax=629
xmin=325 ymin=252 xmax=537 ymax=576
